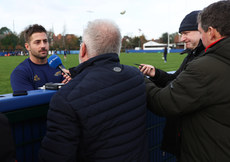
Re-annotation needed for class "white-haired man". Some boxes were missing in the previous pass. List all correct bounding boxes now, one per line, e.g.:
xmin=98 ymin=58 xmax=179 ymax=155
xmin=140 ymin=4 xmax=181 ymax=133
xmin=39 ymin=19 xmax=149 ymax=162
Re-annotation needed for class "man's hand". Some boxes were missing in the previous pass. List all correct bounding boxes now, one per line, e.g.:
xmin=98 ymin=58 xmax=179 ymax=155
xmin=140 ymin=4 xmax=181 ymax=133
xmin=139 ymin=64 xmax=156 ymax=77
xmin=61 ymin=69 xmax=71 ymax=84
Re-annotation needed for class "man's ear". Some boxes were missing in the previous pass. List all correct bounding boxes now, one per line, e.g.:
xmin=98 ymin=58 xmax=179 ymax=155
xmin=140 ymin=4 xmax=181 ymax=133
xmin=208 ymin=26 xmax=222 ymax=41
xmin=81 ymin=43 xmax=87 ymax=58
xmin=79 ymin=43 xmax=89 ymax=63
xmin=81 ymin=43 xmax=89 ymax=60
xmin=25 ymin=43 xmax=30 ymax=51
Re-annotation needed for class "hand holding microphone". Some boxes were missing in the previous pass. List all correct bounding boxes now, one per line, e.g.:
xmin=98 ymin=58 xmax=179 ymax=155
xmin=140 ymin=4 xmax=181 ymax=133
xmin=48 ymin=54 xmax=71 ymax=78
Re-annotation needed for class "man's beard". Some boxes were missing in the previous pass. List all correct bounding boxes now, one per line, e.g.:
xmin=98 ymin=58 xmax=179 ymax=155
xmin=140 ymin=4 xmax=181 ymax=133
xmin=31 ymin=49 xmax=48 ymax=59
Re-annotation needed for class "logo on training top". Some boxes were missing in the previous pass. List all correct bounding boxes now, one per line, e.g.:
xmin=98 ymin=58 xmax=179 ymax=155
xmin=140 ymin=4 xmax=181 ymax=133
xmin=54 ymin=71 xmax=62 ymax=76
xmin=34 ymin=74 xmax=40 ymax=81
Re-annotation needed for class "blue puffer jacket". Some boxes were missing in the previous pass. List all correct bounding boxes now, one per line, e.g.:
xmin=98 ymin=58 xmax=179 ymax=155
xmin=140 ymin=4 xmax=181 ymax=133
xmin=39 ymin=53 xmax=149 ymax=162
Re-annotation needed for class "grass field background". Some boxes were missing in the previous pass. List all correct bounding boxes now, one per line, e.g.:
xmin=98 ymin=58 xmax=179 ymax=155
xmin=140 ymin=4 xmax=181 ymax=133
xmin=0 ymin=52 xmax=186 ymax=95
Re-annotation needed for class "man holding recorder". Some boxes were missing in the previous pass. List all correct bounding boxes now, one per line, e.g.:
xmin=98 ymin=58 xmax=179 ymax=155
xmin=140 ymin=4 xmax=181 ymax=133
xmin=145 ymin=1 xmax=230 ymax=161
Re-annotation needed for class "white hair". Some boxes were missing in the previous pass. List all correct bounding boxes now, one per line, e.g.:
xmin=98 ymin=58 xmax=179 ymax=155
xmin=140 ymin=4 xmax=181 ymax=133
xmin=82 ymin=19 xmax=122 ymax=57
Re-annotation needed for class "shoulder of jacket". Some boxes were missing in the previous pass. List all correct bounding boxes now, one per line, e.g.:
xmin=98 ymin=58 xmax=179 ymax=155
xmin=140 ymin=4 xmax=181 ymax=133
xmin=186 ymin=55 xmax=217 ymax=76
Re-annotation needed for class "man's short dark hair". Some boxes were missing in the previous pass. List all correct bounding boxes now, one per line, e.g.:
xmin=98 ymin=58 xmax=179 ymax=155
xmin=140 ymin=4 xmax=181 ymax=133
xmin=24 ymin=24 xmax=47 ymax=43
xmin=198 ymin=0 xmax=230 ymax=37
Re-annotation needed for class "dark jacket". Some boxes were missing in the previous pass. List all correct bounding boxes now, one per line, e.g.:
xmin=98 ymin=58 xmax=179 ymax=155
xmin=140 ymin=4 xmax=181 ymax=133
xmin=150 ymin=40 xmax=205 ymax=157
xmin=145 ymin=37 xmax=230 ymax=162
xmin=39 ymin=53 xmax=149 ymax=162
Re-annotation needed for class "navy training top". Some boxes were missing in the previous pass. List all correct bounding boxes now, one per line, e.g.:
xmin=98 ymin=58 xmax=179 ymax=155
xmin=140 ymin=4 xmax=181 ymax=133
xmin=10 ymin=58 xmax=63 ymax=91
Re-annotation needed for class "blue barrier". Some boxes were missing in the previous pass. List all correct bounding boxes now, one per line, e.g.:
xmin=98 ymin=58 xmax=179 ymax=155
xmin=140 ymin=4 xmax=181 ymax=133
xmin=170 ymin=49 xmax=185 ymax=53
xmin=0 ymin=51 xmax=8 ymax=56
xmin=0 ymin=89 xmax=176 ymax=162
xmin=0 ymin=90 xmax=56 ymax=112
xmin=0 ymin=90 xmax=56 ymax=162
xmin=55 ymin=50 xmax=80 ymax=54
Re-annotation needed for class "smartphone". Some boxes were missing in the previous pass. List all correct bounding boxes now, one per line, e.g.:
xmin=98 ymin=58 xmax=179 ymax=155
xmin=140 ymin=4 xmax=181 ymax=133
xmin=134 ymin=63 xmax=143 ymax=67
xmin=13 ymin=90 xmax=28 ymax=96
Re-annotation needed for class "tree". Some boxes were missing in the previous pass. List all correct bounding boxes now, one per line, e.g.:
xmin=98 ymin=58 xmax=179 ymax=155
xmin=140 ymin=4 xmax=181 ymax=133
xmin=121 ymin=34 xmax=148 ymax=50
xmin=159 ymin=32 xmax=168 ymax=43
xmin=47 ymin=30 xmax=55 ymax=50
xmin=140 ymin=34 xmax=148 ymax=48
xmin=121 ymin=36 xmax=131 ymax=51
xmin=62 ymin=25 xmax=66 ymax=48
xmin=0 ymin=33 xmax=19 ymax=50
xmin=0 ymin=27 xmax=12 ymax=35
xmin=170 ymin=32 xmax=179 ymax=43
xmin=18 ymin=31 xmax=25 ymax=49
xmin=65 ymin=34 xmax=80 ymax=50
xmin=132 ymin=36 xmax=141 ymax=48
xmin=159 ymin=32 xmax=178 ymax=44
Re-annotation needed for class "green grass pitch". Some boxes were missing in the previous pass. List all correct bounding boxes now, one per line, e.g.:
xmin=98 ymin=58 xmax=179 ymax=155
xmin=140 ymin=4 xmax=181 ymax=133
xmin=0 ymin=52 xmax=186 ymax=95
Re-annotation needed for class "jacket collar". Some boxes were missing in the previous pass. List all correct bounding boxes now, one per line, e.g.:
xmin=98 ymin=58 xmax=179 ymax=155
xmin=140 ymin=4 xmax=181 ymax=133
xmin=180 ymin=39 xmax=205 ymax=56
xmin=204 ymin=37 xmax=230 ymax=62
xmin=191 ymin=40 xmax=205 ymax=56
xmin=205 ymin=37 xmax=225 ymax=52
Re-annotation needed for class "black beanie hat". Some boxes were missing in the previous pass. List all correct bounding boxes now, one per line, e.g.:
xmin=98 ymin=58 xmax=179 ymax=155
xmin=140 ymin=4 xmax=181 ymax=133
xmin=179 ymin=10 xmax=200 ymax=33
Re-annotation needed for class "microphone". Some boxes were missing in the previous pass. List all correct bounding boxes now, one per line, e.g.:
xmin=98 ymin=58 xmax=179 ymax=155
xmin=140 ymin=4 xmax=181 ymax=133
xmin=48 ymin=54 xmax=70 ymax=77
